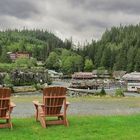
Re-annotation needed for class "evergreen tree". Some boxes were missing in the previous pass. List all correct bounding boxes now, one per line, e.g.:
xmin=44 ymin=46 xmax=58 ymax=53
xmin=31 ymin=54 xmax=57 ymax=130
xmin=0 ymin=47 xmax=11 ymax=63
xmin=114 ymin=48 xmax=127 ymax=70
xmin=84 ymin=59 xmax=94 ymax=72
xmin=100 ymin=47 xmax=111 ymax=69
xmin=127 ymin=47 xmax=136 ymax=72
xmin=134 ymin=49 xmax=140 ymax=71
xmin=45 ymin=52 xmax=60 ymax=70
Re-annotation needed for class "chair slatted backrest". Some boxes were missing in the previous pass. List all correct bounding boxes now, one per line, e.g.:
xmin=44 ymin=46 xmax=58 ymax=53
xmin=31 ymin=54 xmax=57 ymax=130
xmin=43 ymin=87 xmax=67 ymax=115
xmin=0 ymin=88 xmax=11 ymax=117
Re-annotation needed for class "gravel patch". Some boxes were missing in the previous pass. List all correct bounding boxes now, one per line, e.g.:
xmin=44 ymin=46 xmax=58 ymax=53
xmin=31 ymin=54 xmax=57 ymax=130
xmin=12 ymin=99 xmax=140 ymax=118
xmin=68 ymin=101 xmax=140 ymax=116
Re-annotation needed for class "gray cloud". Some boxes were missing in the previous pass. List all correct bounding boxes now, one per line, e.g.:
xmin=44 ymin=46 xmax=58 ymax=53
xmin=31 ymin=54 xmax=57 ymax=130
xmin=0 ymin=0 xmax=140 ymax=43
xmin=0 ymin=0 xmax=40 ymax=19
xmin=68 ymin=0 xmax=140 ymax=15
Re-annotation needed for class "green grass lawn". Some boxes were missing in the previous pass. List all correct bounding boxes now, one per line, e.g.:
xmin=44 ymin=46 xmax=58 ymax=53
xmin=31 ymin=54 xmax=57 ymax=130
xmin=1 ymin=115 xmax=140 ymax=140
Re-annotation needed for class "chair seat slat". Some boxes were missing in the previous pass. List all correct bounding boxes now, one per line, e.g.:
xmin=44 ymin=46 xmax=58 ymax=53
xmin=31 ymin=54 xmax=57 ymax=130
xmin=44 ymin=105 xmax=63 ymax=107
xmin=0 ymin=107 xmax=8 ymax=110
xmin=44 ymin=96 xmax=66 ymax=99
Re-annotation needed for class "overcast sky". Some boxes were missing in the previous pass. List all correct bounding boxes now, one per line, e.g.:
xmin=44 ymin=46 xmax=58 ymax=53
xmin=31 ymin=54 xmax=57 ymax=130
xmin=0 ymin=0 xmax=140 ymax=43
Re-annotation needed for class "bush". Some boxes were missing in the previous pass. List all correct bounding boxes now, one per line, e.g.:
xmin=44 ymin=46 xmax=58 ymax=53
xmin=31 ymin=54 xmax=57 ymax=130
xmin=100 ymin=87 xmax=106 ymax=96
xmin=94 ymin=87 xmax=106 ymax=96
xmin=3 ymin=74 xmax=12 ymax=86
xmin=3 ymin=74 xmax=14 ymax=92
xmin=0 ymin=63 xmax=14 ymax=72
xmin=115 ymin=88 xmax=125 ymax=97
xmin=34 ymin=83 xmax=42 ymax=90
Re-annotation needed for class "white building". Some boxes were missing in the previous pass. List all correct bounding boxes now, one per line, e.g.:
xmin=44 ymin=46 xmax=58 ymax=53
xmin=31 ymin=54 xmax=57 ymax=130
xmin=123 ymin=72 xmax=140 ymax=92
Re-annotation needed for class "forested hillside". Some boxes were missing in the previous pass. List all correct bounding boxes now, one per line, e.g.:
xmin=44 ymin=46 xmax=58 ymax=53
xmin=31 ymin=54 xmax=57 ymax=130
xmin=80 ymin=25 xmax=140 ymax=72
xmin=0 ymin=29 xmax=81 ymax=74
xmin=0 ymin=29 xmax=71 ymax=62
xmin=0 ymin=25 xmax=140 ymax=74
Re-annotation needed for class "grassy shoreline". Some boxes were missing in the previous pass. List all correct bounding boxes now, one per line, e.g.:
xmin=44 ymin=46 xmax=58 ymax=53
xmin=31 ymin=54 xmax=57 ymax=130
xmin=11 ymin=95 xmax=140 ymax=102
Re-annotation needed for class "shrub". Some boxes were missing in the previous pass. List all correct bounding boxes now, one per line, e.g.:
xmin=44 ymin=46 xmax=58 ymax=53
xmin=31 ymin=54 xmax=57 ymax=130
xmin=94 ymin=87 xmax=106 ymax=96
xmin=100 ymin=87 xmax=106 ymax=96
xmin=34 ymin=83 xmax=42 ymax=90
xmin=3 ymin=74 xmax=14 ymax=92
xmin=3 ymin=74 xmax=12 ymax=86
xmin=115 ymin=88 xmax=125 ymax=97
xmin=0 ymin=63 xmax=14 ymax=72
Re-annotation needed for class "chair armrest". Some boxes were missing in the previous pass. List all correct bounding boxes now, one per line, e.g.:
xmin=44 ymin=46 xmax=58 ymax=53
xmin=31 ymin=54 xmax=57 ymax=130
xmin=33 ymin=100 xmax=39 ymax=106
xmin=33 ymin=100 xmax=44 ymax=107
xmin=9 ymin=102 xmax=16 ymax=113
xmin=66 ymin=101 xmax=70 ymax=110
xmin=33 ymin=101 xmax=44 ymax=121
xmin=66 ymin=101 xmax=70 ymax=105
xmin=10 ymin=102 xmax=16 ymax=108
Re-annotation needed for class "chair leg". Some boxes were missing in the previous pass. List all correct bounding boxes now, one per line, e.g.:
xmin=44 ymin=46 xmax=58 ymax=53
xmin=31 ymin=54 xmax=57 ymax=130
xmin=65 ymin=118 xmax=69 ymax=127
xmin=63 ymin=116 xmax=69 ymax=127
xmin=34 ymin=105 xmax=39 ymax=122
xmin=36 ymin=109 xmax=39 ymax=122
xmin=39 ymin=115 xmax=46 ymax=128
xmin=6 ymin=119 xmax=13 ymax=129
xmin=9 ymin=121 xmax=13 ymax=130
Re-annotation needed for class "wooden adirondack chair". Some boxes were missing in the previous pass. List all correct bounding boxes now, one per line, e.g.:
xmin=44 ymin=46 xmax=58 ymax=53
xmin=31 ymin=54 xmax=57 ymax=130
xmin=0 ymin=88 xmax=16 ymax=129
xmin=33 ymin=87 xmax=70 ymax=128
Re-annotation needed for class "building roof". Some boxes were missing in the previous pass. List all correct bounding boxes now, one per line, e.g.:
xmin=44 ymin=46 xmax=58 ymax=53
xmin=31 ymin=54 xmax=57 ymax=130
xmin=72 ymin=72 xmax=94 ymax=79
xmin=8 ymin=52 xmax=30 ymax=61
xmin=122 ymin=72 xmax=140 ymax=81
xmin=113 ymin=71 xmax=126 ymax=79
xmin=92 ymin=70 xmax=110 ymax=75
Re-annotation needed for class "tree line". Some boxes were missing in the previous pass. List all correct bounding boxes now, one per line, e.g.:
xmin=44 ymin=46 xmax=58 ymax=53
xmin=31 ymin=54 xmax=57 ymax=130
xmin=0 ymin=25 xmax=140 ymax=74
xmin=79 ymin=24 xmax=140 ymax=72
xmin=0 ymin=29 xmax=72 ymax=62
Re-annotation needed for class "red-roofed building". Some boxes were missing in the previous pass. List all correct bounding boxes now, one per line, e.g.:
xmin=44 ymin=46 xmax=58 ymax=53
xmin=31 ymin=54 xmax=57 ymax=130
xmin=8 ymin=52 xmax=30 ymax=61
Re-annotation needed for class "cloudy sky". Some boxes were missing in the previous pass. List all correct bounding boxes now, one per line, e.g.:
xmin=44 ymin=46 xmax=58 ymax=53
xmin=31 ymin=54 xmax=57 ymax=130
xmin=0 ymin=0 xmax=140 ymax=43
